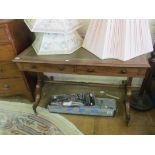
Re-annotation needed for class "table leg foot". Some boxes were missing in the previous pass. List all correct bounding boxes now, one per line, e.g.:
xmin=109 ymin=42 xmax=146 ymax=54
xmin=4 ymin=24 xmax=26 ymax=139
xmin=33 ymin=104 xmax=38 ymax=114
xmin=125 ymin=115 xmax=130 ymax=126
xmin=125 ymin=105 xmax=131 ymax=126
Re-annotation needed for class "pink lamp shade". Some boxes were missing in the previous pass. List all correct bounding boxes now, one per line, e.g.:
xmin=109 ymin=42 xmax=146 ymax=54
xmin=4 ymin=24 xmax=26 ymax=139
xmin=82 ymin=19 xmax=153 ymax=61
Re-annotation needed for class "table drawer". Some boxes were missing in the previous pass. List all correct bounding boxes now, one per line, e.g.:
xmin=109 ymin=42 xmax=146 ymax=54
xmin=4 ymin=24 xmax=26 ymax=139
xmin=17 ymin=63 xmax=75 ymax=74
xmin=0 ymin=44 xmax=15 ymax=61
xmin=0 ymin=62 xmax=22 ymax=78
xmin=0 ymin=25 xmax=10 ymax=43
xmin=76 ymin=66 xmax=146 ymax=77
xmin=0 ymin=78 xmax=27 ymax=95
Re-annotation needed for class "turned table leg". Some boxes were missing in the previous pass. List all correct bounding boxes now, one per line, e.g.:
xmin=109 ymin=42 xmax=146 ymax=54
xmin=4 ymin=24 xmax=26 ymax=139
xmin=125 ymin=77 xmax=133 ymax=126
xmin=33 ymin=73 xmax=43 ymax=113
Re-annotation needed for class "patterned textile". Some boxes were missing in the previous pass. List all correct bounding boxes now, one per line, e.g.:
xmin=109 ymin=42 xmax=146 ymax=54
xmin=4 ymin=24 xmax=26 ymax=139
xmin=0 ymin=101 xmax=82 ymax=135
xmin=33 ymin=31 xmax=83 ymax=55
xmin=24 ymin=19 xmax=81 ymax=33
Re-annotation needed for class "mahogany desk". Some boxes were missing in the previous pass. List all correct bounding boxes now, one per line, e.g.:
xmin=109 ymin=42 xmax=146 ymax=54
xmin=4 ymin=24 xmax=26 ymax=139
xmin=13 ymin=46 xmax=150 ymax=125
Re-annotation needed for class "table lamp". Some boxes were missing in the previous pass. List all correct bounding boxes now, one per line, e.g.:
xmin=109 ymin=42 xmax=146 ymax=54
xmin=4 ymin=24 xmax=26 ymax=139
xmin=83 ymin=19 xmax=154 ymax=111
xmin=24 ymin=19 xmax=83 ymax=55
xmin=82 ymin=19 xmax=153 ymax=61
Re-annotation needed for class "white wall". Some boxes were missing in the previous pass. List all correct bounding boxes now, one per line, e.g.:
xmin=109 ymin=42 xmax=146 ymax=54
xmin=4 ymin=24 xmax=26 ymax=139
xmin=45 ymin=19 xmax=155 ymax=87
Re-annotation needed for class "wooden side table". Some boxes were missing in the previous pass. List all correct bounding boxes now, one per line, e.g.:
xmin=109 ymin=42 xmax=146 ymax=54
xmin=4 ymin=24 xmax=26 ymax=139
xmin=13 ymin=46 xmax=150 ymax=125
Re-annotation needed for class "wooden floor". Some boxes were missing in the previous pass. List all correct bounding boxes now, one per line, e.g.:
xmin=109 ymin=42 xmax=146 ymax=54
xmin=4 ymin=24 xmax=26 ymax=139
xmin=40 ymin=83 xmax=155 ymax=135
xmin=1 ymin=82 xmax=155 ymax=135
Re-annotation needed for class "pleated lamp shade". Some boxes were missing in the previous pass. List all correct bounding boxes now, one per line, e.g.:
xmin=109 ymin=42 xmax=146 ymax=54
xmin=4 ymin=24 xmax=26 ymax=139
xmin=24 ymin=19 xmax=81 ymax=33
xmin=82 ymin=19 xmax=153 ymax=61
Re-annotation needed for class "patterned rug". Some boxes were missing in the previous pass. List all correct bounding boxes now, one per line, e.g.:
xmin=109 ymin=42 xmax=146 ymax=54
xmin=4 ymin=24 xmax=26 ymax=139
xmin=0 ymin=101 xmax=82 ymax=135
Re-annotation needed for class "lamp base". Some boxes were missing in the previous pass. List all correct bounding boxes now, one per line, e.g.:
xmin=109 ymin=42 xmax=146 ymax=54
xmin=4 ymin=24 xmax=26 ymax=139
xmin=130 ymin=91 xmax=154 ymax=111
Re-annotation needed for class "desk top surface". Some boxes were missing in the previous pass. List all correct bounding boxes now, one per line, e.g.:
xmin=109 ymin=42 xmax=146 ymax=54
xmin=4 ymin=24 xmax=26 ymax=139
xmin=13 ymin=46 xmax=150 ymax=68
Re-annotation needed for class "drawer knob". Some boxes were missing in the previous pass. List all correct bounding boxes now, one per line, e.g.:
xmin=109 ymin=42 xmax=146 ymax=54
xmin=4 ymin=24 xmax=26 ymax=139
xmin=3 ymin=84 xmax=10 ymax=89
xmin=120 ymin=69 xmax=127 ymax=74
xmin=87 ymin=68 xmax=95 ymax=72
xmin=58 ymin=65 xmax=64 ymax=71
